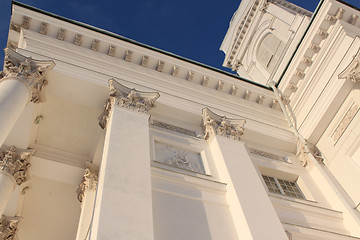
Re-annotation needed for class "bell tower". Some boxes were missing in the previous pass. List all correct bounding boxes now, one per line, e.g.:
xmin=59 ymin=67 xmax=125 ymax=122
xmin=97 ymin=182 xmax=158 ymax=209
xmin=221 ymin=0 xmax=312 ymax=86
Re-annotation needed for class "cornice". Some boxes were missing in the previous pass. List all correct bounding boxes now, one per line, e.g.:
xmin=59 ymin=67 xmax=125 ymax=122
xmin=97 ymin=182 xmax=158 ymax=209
xmin=10 ymin=4 xmax=286 ymax=110
xmin=279 ymin=1 xmax=360 ymax=101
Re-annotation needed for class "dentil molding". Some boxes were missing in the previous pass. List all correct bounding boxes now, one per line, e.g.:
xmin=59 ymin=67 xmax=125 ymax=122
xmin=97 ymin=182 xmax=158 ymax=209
xmin=0 ymin=48 xmax=55 ymax=103
xmin=202 ymin=108 xmax=246 ymax=141
xmin=0 ymin=145 xmax=35 ymax=185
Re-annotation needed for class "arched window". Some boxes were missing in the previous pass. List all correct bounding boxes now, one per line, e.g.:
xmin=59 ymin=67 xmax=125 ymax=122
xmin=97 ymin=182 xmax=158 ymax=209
xmin=257 ymin=34 xmax=285 ymax=72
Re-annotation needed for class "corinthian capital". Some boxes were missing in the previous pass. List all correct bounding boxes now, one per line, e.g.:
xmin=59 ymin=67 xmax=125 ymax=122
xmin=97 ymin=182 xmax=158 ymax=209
xmin=339 ymin=48 xmax=360 ymax=83
xmin=0 ymin=48 xmax=55 ymax=103
xmin=109 ymin=79 xmax=160 ymax=113
xmin=202 ymin=108 xmax=246 ymax=141
xmin=76 ymin=163 xmax=99 ymax=202
xmin=0 ymin=215 xmax=21 ymax=240
xmin=0 ymin=145 xmax=35 ymax=185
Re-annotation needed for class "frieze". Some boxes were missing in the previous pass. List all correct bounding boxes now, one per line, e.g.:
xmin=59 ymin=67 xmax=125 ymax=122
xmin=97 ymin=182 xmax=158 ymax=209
xmin=0 ymin=145 xmax=35 ymax=185
xmin=154 ymin=142 xmax=206 ymax=174
xmin=331 ymin=103 xmax=359 ymax=143
xmin=249 ymin=148 xmax=287 ymax=162
xmin=108 ymin=79 xmax=160 ymax=114
xmin=202 ymin=108 xmax=246 ymax=141
xmin=0 ymin=48 xmax=55 ymax=103
xmin=151 ymin=120 xmax=197 ymax=137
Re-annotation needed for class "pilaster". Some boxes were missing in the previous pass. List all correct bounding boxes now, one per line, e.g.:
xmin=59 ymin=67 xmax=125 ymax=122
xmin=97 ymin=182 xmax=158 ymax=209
xmin=203 ymin=108 xmax=288 ymax=240
xmin=90 ymin=79 xmax=159 ymax=239
xmin=76 ymin=162 xmax=99 ymax=240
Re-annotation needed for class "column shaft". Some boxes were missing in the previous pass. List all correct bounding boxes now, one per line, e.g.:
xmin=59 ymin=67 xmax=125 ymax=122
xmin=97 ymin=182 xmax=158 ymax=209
xmin=90 ymin=107 xmax=154 ymax=239
xmin=0 ymin=77 xmax=29 ymax=146
xmin=0 ymin=172 xmax=16 ymax=215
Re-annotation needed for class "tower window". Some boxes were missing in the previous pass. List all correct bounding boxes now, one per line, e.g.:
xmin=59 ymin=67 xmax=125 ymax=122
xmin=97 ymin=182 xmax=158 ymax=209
xmin=257 ymin=34 xmax=285 ymax=72
xmin=262 ymin=175 xmax=305 ymax=199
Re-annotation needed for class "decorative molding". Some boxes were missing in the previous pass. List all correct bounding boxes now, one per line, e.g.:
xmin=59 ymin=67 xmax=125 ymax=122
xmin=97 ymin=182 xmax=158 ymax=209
xmin=0 ymin=215 xmax=21 ymax=240
xmin=154 ymin=142 xmax=206 ymax=174
xmin=91 ymin=39 xmax=100 ymax=51
xmin=0 ymin=48 xmax=55 ymax=103
xmin=339 ymin=48 xmax=360 ymax=83
xmin=230 ymin=85 xmax=238 ymax=95
xmin=156 ymin=60 xmax=165 ymax=72
xmin=349 ymin=14 xmax=358 ymax=25
xmin=335 ymin=8 xmax=345 ymax=20
xmin=76 ymin=162 xmax=99 ymax=202
xmin=39 ymin=22 xmax=48 ymax=35
xmin=257 ymin=94 xmax=265 ymax=104
xmin=187 ymin=70 xmax=194 ymax=81
xmin=141 ymin=56 xmax=149 ymax=67
xmin=171 ymin=66 xmax=179 ymax=76
xmin=202 ymin=108 xmax=246 ymax=141
xmin=108 ymin=79 xmax=160 ymax=113
xmin=249 ymin=148 xmax=287 ymax=162
xmin=0 ymin=145 xmax=35 ymax=185
xmin=243 ymin=89 xmax=251 ymax=100
xmin=107 ymin=45 xmax=116 ymax=57
xmin=202 ymin=76 xmax=209 ymax=86
xmin=216 ymin=80 xmax=224 ymax=91
xmin=151 ymin=120 xmax=197 ymax=137
xmin=57 ymin=28 xmax=66 ymax=41
xmin=331 ymin=103 xmax=359 ymax=143
xmin=124 ymin=49 xmax=132 ymax=61
xmin=21 ymin=16 xmax=31 ymax=29
xmin=296 ymin=141 xmax=324 ymax=167
xmin=98 ymin=97 xmax=115 ymax=129
xmin=74 ymin=33 xmax=82 ymax=46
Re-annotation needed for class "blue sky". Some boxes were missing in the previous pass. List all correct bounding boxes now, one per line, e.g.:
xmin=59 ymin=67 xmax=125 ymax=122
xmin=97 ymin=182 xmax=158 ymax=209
xmin=0 ymin=0 xmax=360 ymax=73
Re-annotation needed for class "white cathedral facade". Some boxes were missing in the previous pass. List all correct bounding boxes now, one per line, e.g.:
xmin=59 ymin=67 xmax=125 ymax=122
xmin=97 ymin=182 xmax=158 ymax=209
xmin=0 ymin=0 xmax=360 ymax=239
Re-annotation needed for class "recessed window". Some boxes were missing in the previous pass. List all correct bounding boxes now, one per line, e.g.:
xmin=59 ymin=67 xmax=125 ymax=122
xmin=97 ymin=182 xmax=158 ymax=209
xmin=262 ymin=175 xmax=305 ymax=199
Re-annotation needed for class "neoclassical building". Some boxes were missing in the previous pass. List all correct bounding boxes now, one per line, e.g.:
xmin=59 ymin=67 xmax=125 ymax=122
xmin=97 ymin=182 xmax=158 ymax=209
xmin=0 ymin=0 xmax=360 ymax=239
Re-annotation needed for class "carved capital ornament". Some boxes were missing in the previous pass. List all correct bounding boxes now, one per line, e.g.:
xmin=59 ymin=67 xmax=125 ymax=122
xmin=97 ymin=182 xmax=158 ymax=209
xmin=0 ymin=215 xmax=21 ymax=240
xmin=202 ymin=108 xmax=246 ymax=141
xmin=0 ymin=145 xmax=35 ymax=185
xmin=0 ymin=48 xmax=55 ymax=103
xmin=76 ymin=162 xmax=99 ymax=202
xmin=99 ymin=79 xmax=160 ymax=129
xmin=339 ymin=48 xmax=360 ymax=83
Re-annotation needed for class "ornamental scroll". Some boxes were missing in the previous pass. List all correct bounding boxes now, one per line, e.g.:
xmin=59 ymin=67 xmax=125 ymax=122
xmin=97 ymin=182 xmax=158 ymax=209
xmin=98 ymin=79 xmax=160 ymax=129
xmin=0 ymin=48 xmax=55 ymax=103
xmin=0 ymin=145 xmax=35 ymax=185
xmin=202 ymin=108 xmax=246 ymax=141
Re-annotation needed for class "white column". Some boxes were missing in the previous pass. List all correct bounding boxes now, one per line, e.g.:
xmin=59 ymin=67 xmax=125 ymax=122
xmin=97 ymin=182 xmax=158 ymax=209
xmin=0 ymin=48 xmax=54 ymax=146
xmin=0 ymin=145 xmax=35 ymax=216
xmin=75 ymin=163 xmax=99 ymax=240
xmin=0 ymin=77 xmax=29 ymax=146
xmin=203 ymin=108 xmax=288 ymax=240
xmin=90 ymin=79 xmax=159 ymax=240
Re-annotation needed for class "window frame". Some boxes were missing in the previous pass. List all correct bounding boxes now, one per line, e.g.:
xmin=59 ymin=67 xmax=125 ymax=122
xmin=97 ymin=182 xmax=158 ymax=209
xmin=262 ymin=175 xmax=305 ymax=200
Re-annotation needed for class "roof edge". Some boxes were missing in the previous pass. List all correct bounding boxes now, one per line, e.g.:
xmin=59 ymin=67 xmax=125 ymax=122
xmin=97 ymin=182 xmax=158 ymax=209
xmin=11 ymin=1 xmax=272 ymax=90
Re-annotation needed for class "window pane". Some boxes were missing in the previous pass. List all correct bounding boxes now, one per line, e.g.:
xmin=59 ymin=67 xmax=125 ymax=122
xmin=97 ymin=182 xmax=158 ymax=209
xmin=277 ymin=179 xmax=304 ymax=199
xmin=262 ymin=175 xmax=281 ymax=194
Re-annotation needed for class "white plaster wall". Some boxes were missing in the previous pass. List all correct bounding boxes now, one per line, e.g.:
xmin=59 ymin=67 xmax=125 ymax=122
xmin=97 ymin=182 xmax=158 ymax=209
xmin=17 ymin=176 xmax=81 ymax=240
xmin=152 ymin=180 xmax=237 ymax=240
